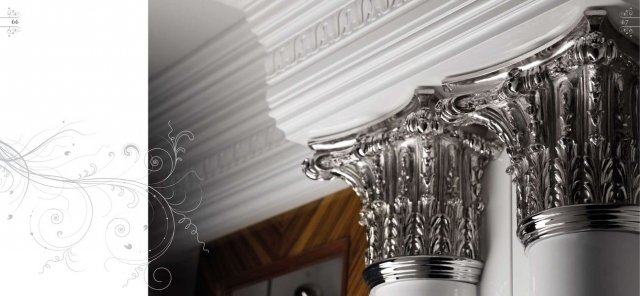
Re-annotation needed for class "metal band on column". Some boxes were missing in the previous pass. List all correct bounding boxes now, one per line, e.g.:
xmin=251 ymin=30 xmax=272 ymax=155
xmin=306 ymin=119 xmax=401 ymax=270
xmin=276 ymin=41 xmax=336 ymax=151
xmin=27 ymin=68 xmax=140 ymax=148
xmin=303 ymin=89 xmax=500 ymax=290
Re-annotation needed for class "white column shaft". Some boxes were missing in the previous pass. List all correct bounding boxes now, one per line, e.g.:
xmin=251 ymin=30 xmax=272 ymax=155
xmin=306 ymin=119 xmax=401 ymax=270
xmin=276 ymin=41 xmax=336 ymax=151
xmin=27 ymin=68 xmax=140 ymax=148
xmin=528 ymin=231 xmax=640 ymax=296
xmin=370 ymin=280 xmax=477 ymax=296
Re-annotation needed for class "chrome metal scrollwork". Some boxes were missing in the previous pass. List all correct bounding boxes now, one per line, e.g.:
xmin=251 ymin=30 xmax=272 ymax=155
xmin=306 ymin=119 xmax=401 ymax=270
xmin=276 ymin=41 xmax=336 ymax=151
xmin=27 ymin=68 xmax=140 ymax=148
xmin=303 ymin=89 xmax=500 ymax=288
xmin=303 ymin=9 xmax=638 ymax=288
xmin=439 ymin=10 xmax=639 ymax=247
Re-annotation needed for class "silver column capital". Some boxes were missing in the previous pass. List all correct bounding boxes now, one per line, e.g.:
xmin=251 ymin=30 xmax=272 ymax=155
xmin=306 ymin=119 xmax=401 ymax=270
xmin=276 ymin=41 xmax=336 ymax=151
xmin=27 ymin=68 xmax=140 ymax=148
xmin=303 ymin=90 xmax=500 ymax=287
xmin=439 ymin=10 xmax=640 ymax=247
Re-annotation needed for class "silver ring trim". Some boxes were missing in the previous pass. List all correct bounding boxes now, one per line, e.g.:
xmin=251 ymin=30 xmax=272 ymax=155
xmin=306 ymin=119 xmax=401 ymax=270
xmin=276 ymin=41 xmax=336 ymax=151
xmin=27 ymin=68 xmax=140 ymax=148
xmin=362 ymin=256 xmax=483 ymax=289
xmin=518 ymin=204 xmax=640 ymax=248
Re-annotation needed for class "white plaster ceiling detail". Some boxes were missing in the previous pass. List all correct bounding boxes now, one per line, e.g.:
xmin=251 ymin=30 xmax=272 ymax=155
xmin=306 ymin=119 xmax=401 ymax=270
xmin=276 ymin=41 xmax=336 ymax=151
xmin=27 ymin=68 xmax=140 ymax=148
xmin=149 ymin=0 xmax=244 ymax=77
xmin=149 ymin=0 xmax=346 ymax=244
xmin=228 ymin=0 xmax=638 ymax=144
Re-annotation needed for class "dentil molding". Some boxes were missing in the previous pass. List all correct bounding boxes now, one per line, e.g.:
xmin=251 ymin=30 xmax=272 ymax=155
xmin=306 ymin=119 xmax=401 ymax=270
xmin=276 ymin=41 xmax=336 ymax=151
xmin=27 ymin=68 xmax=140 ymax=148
xmin=149 ymin=17 xmax=345 ymax=242
xmin=261 ymin=0 xmax=415 ymax=81
xmin=223 ymin=0 xmax=636 ymax=144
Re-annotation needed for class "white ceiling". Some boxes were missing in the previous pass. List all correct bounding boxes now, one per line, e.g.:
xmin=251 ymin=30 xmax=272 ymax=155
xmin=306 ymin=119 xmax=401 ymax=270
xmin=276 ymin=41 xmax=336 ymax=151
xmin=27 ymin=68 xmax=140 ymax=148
xmin=149 ymin=0 xmax=244 ymax=78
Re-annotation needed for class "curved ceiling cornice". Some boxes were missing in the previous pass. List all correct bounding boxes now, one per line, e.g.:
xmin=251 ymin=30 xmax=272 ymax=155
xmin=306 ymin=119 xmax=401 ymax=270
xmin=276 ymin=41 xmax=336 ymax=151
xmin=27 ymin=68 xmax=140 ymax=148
xmin=149 ymin=1 xmax=345 ymax=243
xmin=223 ymin=0 xmax=637 ymax=144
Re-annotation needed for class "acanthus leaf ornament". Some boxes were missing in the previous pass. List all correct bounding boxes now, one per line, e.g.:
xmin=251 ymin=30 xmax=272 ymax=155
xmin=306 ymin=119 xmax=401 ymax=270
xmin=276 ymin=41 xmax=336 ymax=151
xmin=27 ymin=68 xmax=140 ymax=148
xmin=439 ymin=10 xmax=639 ymax=247
xmin=301 ymin=8 xmax=638 ymax=292
xmin=303 ymin=89 xmax=501 ymax=288
xmin=267 ymin=0 xmax=413 ymax=81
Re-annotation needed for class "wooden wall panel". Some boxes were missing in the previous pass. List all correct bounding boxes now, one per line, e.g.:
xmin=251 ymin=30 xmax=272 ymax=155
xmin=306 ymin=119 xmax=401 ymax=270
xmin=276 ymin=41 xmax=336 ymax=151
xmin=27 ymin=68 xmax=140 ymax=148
xmin=195 ymin=188 xmax=368 ymax=296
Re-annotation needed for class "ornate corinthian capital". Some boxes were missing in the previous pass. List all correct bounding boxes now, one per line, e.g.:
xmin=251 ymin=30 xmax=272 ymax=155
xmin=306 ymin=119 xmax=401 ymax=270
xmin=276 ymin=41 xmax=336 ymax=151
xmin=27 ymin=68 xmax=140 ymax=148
xmin=303 ymin=89 xmax=500 ymax=289
xmin=439 ymin=10 xmax=639 ymax=247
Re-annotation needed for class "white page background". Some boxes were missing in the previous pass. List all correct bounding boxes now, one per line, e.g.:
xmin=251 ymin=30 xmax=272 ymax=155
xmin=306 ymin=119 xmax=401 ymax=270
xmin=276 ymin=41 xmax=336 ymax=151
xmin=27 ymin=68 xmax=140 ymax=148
xmin=0 ymin=0 xmax=148 ymax=295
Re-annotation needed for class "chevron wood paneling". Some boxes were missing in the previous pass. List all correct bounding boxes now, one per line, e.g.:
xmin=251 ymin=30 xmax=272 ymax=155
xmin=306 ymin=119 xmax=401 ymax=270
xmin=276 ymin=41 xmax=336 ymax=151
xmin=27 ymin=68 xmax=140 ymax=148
xmin=195 ymin=188 xmax=368 ymax=295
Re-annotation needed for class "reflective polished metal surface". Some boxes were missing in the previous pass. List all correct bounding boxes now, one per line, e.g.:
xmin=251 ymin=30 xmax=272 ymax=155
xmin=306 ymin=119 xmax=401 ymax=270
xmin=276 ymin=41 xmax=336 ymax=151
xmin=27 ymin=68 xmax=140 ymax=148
xmin=302 ymin=8 xmax=639 ymax=291
xmin=362 ymin=256 xmax=483 ymax=289
xmin=518 ymin=204 xmax=640 ymax=247
xmin=303 ymin=89 xmax=500 ymax=287
xmin=439 ymin=10 xmax=639 ymax=246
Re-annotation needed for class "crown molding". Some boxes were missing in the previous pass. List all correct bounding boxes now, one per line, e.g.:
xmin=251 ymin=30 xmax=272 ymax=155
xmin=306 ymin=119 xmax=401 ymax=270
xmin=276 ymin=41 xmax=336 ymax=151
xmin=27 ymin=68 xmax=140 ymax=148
xmin=261 ymin=0 xmax=418 ymax=81
xmin=149 ymin=9 xmax=346 ymax=241
xmin=149 ymin=20 xmax=257 ymax=96
xmin=229 ymin=0 xmax=632 ymax=145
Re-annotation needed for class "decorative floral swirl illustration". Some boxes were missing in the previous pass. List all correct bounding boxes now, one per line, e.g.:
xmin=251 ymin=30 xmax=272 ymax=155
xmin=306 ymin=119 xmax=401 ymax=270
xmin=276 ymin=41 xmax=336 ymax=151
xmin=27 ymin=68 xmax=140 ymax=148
xmin=0 ymin=121 xmax=207 ymax=290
